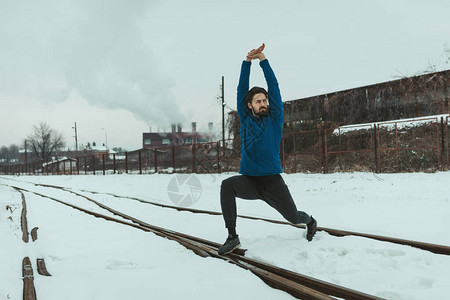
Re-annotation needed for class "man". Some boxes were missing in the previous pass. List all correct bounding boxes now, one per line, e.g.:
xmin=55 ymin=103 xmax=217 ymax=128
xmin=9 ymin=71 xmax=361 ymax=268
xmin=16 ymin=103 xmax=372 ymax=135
xmin=218 ymin=44 xmax=317 ymax=255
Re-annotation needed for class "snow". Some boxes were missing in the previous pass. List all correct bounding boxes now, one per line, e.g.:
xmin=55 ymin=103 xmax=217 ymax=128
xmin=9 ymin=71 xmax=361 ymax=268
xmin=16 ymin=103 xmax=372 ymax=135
xmin=1 ymin=172 xmax=450 ymax=300
xmin=332 ymin=113 xmax=449 ymax=135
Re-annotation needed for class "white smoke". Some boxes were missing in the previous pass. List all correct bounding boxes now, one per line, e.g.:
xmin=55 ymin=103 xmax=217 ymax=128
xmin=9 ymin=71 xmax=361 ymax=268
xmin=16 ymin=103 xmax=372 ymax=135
xmin=0 ymin=0 xmax=184 ymax=125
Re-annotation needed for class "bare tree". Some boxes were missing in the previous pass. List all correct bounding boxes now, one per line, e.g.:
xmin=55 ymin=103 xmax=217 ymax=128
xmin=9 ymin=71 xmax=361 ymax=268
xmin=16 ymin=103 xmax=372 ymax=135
xmin=0 ymin=144 xmax=19 ymax=164
xmin=9 ymin=144 xmax=19 ymax=161
xmin=0 ymin=146 xmax=9 ymax=164
xmin=27 ymin=122 xmax=65 ymax=162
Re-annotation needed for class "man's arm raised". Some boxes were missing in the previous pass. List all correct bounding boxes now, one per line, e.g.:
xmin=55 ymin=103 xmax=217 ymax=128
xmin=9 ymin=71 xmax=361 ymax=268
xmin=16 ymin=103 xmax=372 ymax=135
xmin=246 ymin=43 xmax=282 ymax=118
xmin=255 ymin=47 xmax=282 ymax=119
xmin=237 ymin=43 xmax=269 ymax=120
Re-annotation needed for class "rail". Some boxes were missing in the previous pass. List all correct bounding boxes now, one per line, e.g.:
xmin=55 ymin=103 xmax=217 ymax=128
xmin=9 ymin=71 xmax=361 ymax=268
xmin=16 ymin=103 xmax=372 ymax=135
xmin=9 ymin=183 xmax=384 ymax=300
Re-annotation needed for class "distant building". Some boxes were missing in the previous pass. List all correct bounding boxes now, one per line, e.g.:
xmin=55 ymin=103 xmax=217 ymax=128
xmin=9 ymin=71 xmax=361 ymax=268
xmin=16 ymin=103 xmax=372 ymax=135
xmin=143 ymin=122 xmax=214 ymax=149
xmin=84 ymin=144 xmax=117 ymax=159
xmin=42 ymin=157 xmax=77 ymax=173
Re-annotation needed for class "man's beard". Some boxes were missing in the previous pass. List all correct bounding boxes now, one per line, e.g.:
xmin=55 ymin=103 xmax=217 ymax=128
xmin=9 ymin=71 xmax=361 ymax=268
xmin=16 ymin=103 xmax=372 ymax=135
xmin=252 ymin=106 xmax=269 ymax=117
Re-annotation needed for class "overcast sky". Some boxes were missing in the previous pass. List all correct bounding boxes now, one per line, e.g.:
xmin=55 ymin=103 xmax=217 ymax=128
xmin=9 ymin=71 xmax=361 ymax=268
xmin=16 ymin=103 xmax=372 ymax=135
xmin=1 ymin=0 xmax=449 ymax=150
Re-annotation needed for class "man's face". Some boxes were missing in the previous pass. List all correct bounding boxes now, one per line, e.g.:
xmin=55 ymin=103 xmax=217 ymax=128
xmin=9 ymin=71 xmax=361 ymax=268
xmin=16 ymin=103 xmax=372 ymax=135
xmin=248 ymin=93 xmax=269 ymax=116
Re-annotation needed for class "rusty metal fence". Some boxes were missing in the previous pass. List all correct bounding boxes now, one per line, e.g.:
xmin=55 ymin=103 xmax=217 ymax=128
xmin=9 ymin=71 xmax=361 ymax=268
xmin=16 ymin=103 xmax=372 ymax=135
xmin=280 ymin=115 xmax=448 ymax=173
xmin=2 ymin=117 xmax=449 ymax=175
xmin=319 ymin=116 xmax=445 ymax=173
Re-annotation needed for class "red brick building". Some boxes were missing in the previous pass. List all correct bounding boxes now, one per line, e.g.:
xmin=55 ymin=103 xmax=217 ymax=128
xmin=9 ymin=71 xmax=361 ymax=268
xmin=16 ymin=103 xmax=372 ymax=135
xmin=142 ymin=122 xmax=214 ymax=149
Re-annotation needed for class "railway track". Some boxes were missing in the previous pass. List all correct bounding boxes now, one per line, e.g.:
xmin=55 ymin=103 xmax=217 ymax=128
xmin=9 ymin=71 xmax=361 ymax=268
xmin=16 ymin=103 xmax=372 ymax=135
xmin=3 ymin=177 xmax=449 ymax=299
xmin=27 ymin=181 xmax=450 ymax=256
xmin=4 ymin=175 xmax=450 ymax=255
xmin=13 ymin=187 xmax=51 ymax=300
xmin=8 ymin=183 xmax=383 ymax=300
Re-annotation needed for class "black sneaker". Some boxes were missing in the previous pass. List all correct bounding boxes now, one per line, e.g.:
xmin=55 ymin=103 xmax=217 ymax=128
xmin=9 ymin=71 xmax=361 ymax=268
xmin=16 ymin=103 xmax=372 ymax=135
xmin=218 ymin=235 xmax=241 ymax=255
xmin=306 ymin=216 xmax=317 ymax=241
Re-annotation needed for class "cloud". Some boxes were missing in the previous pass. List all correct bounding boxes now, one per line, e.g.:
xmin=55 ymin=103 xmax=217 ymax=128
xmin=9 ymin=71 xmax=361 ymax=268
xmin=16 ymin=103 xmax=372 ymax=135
xmin=0 ymin=0 xmax=184 ymax=125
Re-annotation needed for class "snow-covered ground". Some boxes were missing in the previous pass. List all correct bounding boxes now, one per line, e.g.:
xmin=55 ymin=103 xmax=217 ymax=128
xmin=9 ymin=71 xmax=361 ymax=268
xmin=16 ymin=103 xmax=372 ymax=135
xmin=1 ymin=172 xmax=449 ymax=300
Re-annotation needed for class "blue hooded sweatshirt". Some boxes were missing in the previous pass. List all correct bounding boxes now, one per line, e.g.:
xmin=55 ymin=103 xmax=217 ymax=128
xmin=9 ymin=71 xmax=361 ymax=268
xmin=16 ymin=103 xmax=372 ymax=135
xmin=237 ymin=59 xmax=283 ymax=176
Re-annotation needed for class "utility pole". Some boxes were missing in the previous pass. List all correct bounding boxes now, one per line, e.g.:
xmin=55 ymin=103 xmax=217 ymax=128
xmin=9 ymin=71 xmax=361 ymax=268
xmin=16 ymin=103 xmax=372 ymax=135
xmin=221 ymin=76 xmax=225 ymax=155
xmin=73 ymin=122 xmax=78 ymax=152
xmin=24 ymin=139 xmax=28 ymax=174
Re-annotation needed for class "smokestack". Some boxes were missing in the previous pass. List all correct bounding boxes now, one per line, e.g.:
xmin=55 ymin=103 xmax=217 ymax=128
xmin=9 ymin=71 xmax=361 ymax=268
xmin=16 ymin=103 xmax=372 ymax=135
xmin=177 ymin=123 xmax=182 ymax=133
xmin=208 ymin=122 xmax=213 ymax=131
xmin=191 ymin=122 xmax=197 ymax=133
xmin=171 ymin=123 xmax=176 ymax=133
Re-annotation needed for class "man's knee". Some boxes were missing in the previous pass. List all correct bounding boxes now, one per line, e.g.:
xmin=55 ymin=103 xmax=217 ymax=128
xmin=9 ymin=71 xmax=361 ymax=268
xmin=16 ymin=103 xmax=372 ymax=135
xmin=221 ymin=177 xmax=236 ymax=200
xmin=221 ymin=177 xmax=232 ymax=192
xmin=221 ymin=176 xmax=239 ymax=193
